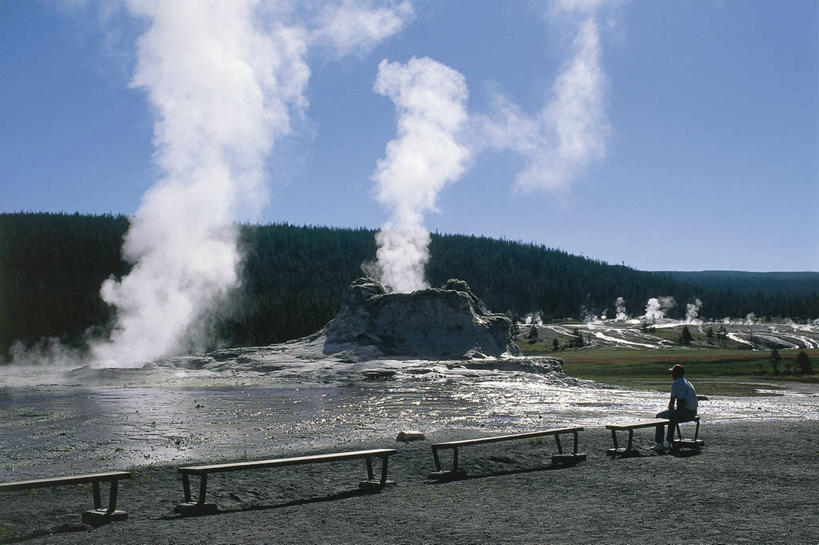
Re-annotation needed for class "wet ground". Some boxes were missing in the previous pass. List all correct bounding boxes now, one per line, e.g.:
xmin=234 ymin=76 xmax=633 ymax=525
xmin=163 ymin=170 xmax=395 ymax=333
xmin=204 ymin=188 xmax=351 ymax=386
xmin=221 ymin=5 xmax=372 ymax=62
xmin=1 ymin=355 xmax=817 ymax=481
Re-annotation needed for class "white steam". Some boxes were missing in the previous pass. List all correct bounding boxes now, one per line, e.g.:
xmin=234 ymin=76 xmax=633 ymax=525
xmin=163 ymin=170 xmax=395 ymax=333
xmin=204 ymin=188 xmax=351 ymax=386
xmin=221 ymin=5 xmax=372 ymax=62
xmin=475 ymin=0 xmax=609 ymax=192
xmin=642 ymin=296 xmax=676 ymax=322
xmin=521 ymin=313 xmax=543 ymax=326
xmin=365 ymin=57 xmax=470 ymax=292
xmin=91 ymin=0 xmax=410 ymax=367
xmin=363 ymin=1 xmax=613 ymax=290
xmin=615 ymin=296 xmax=627 ymax=321
xmin=582 ymin=306 xmax=602 ymax=324
xmin=685 ymin=298 xmax=703 ymax=324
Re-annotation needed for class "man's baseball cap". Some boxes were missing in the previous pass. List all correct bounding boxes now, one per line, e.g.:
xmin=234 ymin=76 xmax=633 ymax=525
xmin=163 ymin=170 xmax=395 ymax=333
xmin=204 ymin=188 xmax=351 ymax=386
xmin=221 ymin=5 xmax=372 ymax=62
xmin=669 ymin=364 xmax=685 ymax=374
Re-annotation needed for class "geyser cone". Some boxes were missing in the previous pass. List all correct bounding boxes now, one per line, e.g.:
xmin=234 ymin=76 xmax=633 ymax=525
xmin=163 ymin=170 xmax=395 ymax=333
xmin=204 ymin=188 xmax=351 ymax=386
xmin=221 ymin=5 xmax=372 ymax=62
xmin=323 ymin=277 xmax=520 ymax=360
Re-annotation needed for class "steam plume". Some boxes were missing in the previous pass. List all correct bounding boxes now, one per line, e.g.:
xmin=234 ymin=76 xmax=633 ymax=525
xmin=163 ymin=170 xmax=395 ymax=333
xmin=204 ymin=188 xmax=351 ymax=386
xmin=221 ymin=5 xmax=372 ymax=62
xmin=642 ymin=296 xmax=676 ymax=322
xmin=92 ymin=0 xmax=410 ymax=367
xmin=685 ymin=298 xmax=703 ymax=324
xmin=475 ymin=0 xmax=609 ymax=192
xmin=365 ymin=57 xmax=470 ymax=292
xmin=615 ymin=297 xmax=627 ymax=321
xmin=522 ymin=313 xmax=543 ymax=326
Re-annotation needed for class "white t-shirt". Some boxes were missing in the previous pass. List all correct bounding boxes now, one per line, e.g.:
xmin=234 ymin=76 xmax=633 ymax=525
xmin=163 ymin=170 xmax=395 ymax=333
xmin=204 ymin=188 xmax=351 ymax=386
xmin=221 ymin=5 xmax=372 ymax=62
xmin=671 ymin=377 xmax=698 ymax=412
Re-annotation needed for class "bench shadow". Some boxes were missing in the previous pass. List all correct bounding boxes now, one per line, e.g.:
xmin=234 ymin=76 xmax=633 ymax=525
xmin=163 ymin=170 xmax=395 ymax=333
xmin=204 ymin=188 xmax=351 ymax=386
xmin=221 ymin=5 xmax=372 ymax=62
xmin=608 ymin=448 xmax=702 ymax=460
xmin=670 ymin=449 xmax=702 ymax=458
xmin=0 ymin=530 xmax=53 ymax=545
xmin=163 ymin=487 xmax=380 ymax=519
xmin=1 ymin=521 xmax=91 ymax=544
xmin=426 ymin=462 xmax=580 ymax=484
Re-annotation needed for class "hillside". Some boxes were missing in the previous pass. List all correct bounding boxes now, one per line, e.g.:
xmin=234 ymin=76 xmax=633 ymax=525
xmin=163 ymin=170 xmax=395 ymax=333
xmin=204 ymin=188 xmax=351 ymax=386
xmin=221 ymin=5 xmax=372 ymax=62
xmin=1 ymin=212 xmax=817 ymax=359
xmin=664 ymin=271 xmax=819 ymax=297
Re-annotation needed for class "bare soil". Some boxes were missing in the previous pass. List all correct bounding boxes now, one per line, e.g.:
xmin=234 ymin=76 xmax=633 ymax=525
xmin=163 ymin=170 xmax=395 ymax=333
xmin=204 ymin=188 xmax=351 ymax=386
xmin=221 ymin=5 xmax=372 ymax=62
xmin=2 ymin=421 xmax=818 ymax=544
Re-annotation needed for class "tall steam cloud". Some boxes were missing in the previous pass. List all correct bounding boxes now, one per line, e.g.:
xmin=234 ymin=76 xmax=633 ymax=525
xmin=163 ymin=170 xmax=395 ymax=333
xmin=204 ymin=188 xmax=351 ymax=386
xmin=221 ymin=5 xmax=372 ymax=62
xmin=92 ymin=0 xmax=411 ymax=367
xmin=642 ymin=296 xmax=676 ymax=322
xmin=475 ymin=0 xmax=609 ymax=192
xmin=365 ymin=57 xmax=470 ymax=292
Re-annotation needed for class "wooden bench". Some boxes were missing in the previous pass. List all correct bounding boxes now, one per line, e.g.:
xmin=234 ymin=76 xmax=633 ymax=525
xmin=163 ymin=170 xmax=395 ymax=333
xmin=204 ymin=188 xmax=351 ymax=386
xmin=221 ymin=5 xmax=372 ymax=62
xmin=606 ymin=419 xmax=669 ymax=458
xmin=175 ymin=448 xmax=397 ymax=515
xmin=606 ymin=416 xmax=703 ymax=457
xmin=430 ymin=427 xmax=585 ymax=479
xmin=0 ymin=471 xmax=131 ymax=525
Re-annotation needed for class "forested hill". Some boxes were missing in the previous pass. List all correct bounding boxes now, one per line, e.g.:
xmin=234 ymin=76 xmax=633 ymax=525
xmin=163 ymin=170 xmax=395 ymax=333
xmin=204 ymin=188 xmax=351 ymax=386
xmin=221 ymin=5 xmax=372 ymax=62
xmin=663 ymin=271 xmax=819 ymax=297
xmin=2 ymin=212 xmax=818 ymax=358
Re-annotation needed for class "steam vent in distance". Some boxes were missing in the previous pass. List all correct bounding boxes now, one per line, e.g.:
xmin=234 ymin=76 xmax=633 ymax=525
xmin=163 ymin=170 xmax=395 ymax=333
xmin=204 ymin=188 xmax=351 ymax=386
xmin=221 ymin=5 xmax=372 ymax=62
xmin=322 ymin=278 xmax=521 ymax=360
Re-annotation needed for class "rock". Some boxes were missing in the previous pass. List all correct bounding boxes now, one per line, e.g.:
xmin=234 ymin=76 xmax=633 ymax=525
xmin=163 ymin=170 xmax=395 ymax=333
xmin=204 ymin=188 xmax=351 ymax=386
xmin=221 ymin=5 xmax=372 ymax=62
xmin=362 ymin=369 xmax=397 ymax=380
xmin=323 ymin=277 xmax=520 ymax=360
xmin=396 ymin=430 xmax=426 ymax=442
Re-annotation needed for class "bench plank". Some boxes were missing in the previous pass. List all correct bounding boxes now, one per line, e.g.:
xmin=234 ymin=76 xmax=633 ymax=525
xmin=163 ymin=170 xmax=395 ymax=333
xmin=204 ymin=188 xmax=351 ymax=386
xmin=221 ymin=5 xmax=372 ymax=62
xmin=178 ymin=449 xmax=397 ymax=474
xmin=0 ymin=471 xmax=131 ymax=492
xmin=605 ymin=419 xmax=669 ymax=431
xmin=432 ymin=427 xmax=584 ymax=449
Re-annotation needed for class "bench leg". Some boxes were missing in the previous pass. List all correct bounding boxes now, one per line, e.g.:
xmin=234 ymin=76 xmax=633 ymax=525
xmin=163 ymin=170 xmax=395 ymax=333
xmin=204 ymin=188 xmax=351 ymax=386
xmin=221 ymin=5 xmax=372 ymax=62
xmin=607 ymin=429 xmax=641 ymax=459
xmin=671 ymin=419 xmax=704 ymax=452
xmin=360 ymin=456 xmax=395 ymax=490
xmin=366 ymin=457 xmax=375 ymax=481
xmin=180 ymin=472 xmax=210 ymax=504
xmin=429 ymin=447 xmax=467 ymax=480
xmin=175 ymin=473 xmax=217 ymax=516
xmin=89 ymin=480 xmax=120 ymax=512
xmin=198 ymin=473 xmax=208 ymax=505
xmin=606 ymin=429 xmax=620 ymax=457
xmin=83 ymin=480 xmax=127 ymax=526
xmin=108 ymin=479 xmax=119 ymax=513
xmin=92 ymin=481 xmax=102 ymax=510
xmin=182 ymin=473 xmax=192 ymax=503
xmin=552 ymin=431 xmax=587 ymax=466
xmin=380 ymin=455 xmax=389 ymax=486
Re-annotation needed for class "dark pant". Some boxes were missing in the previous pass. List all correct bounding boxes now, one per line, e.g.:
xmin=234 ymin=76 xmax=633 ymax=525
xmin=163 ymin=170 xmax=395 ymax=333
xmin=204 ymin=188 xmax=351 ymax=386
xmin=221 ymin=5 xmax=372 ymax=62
xmin=655 ymin=408 xmax=697 ymax=443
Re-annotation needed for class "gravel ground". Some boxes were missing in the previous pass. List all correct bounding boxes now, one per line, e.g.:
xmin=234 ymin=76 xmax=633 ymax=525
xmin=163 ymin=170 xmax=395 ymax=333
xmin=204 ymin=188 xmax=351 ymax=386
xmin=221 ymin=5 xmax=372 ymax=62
xmin=2 ymin=421 xmax=818 ymax=544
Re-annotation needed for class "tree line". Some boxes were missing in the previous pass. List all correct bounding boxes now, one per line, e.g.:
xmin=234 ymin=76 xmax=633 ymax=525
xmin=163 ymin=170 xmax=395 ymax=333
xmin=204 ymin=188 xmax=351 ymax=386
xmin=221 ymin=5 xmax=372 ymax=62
xmin=2 ymin=212 xmax=818 ymax=359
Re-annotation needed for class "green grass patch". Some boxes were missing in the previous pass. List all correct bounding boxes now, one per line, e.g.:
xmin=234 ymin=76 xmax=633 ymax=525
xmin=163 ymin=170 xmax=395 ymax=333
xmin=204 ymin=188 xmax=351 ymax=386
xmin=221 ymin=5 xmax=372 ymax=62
xmin=522 ymin=346 xmax=819 ymax=396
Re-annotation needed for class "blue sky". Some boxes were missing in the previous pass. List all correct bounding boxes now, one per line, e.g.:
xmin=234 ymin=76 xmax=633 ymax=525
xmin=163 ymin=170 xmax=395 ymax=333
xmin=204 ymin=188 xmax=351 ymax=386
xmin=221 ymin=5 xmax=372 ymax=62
xmin=1 ymin=0 xmax=817 ymax=272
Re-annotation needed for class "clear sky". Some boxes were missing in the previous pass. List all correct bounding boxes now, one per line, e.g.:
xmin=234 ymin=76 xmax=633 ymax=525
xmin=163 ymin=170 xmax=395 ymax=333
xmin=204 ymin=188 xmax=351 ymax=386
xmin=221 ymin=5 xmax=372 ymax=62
xmin=2 ymin=0 xmax=817 ymax=272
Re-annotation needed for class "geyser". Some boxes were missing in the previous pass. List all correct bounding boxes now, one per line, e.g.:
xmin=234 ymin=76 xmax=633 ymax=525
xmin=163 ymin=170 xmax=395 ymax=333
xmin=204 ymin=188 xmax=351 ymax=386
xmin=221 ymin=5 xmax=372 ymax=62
xmin=88 ymin=0 xmax=413 ymax=368
xmin=365 ymin=57 xmax=470 ymax=293
xmin=323 ymin=277 xmax=520 ymax=360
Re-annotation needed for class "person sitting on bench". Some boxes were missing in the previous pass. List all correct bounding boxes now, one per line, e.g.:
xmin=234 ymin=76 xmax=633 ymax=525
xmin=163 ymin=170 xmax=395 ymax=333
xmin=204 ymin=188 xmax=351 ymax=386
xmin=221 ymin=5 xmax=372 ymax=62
xmin=654 ymin=364 xmax=698 ymax=453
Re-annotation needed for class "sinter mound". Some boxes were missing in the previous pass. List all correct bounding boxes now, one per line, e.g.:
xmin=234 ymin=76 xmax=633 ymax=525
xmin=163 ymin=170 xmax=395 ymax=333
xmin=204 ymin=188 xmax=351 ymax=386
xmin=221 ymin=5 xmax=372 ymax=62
xmin=322 ymin=277 xmax=521 ymax=360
